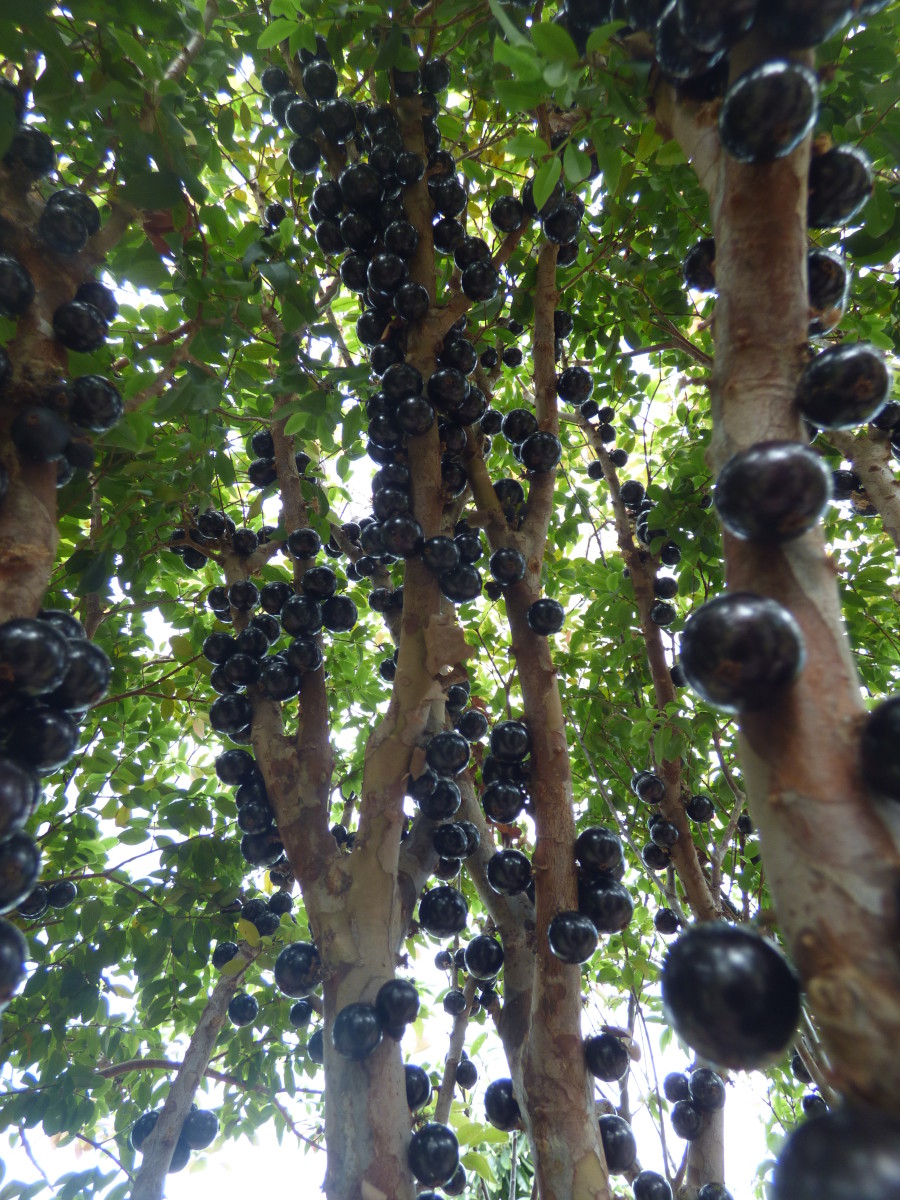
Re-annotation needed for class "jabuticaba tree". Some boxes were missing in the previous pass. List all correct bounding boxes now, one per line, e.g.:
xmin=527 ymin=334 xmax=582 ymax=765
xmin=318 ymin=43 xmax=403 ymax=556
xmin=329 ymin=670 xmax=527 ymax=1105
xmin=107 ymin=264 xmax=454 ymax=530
xmin=3 ymin=3 xmax=900 ymax=1200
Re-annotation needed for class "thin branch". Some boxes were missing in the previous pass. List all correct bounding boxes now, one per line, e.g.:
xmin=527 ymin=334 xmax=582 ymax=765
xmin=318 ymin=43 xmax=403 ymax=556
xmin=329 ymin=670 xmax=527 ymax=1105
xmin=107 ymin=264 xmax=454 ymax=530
xmin=162 ymin=0 xmax=219 ymax=84
xmin=73 ymin=1131 xmax=135 ymax=1181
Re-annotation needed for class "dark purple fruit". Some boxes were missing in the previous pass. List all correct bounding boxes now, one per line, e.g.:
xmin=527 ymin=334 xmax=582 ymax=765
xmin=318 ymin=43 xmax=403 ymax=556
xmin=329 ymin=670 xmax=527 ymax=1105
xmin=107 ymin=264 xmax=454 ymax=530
xmin=676 ymin=0 xmax=756 ymax=51
xmin=585 ymin=1033 xmax=630 ymax=1081
xmin=182 ymin=1107 xmax=218 ymax=1150
xmin=520 ymin=430 xmax=562 ymax=473
xmin=683 ymin=238 xmax=716 ymax=291
xmin=808 ymin=248 xmax=849 ymax=336
xmin=131 ymin=1110 xmax=160 ymax=1151
xmin=405 ymin=1063 xmax=432 ymax=1109
xmin=758 ymin=0 xmax=852 ymax=48
xmin=215 ymin=748 xmax=256 ymax=785
xmin=697 ymin=1186 xmax=733 ymax=1200
xmin=575 ymin=826 xmax=623 ymax=875
xmin=655 ymin=907 xmax=680 ymax=935
xmin=461 ymin=261 xmax=500 ymax=303
xmin=662 ymin=922 xmax=801 ymax=1069
xmin=44 ymin=640 xmax=110 ymax=710
xmin=261 ymin=65 xmax=291 ymax=95
xmin=0 ymin=916 xmax=26 ymax=1008
xmin=686 ymin=793 xmax=715 ymax=821
xmin=527 ymin=597 xmax=564 ymax=635
xmin=10 ymin=707 xmax=79 ymax=772
xmin=432 ymin=823 xmax=468 ymax=859
xmin=0 ymin=832 xmax=40 ymax=913
xmin=808 ymin=144 xmax=873 ymax=229
xmin=408 ymin=1123 xmax=459 ymax=1187
xmin=670 ymin=1100 xmax=703 ymax=1140
xmin=663 ymin=1071 xmax=690 ymax=1102
xmin=796 ymin=343 xmax=891 ymax=430
xmin=332 ymin=1001 xmax=383 ymax=1060
xmin=38 ymin=202 xmax=88 ymax=255
xmin=69 ymin=375 xmax=122 ymax=432
xmin=443 ymin=988 xmax=467 ymax=1015
xmin=633 ymin=1171 xmax=674 ymax=1200
xmin=679 ymin=592 xmax=805 ymax=713
xmin=425 ymin=731 xmax=470 ymax=777
xmin=274 ymin=941 xmax=320 ymax=996
xmin=375 ymin=978 xmax=419 ymax=1035
xmin=578 ymin=875 xmax=633 ymax=934
xmin=482 ymin=780 xmax=525 ymax=824
xmin=860 ymin=694 xmax=900 ymax=799
xmin=0 ymin=617 xmax=69 ymax=696
xmin=306 ymin=1028 xmax=325 ymax=1063
xmin=302 ymin=58 xmax=338 ymax=100
xmin=557 ymin=366 xmax=593 ymax=405
xmin=465 ymin=934 xmax=504 ymax=980
xmin=689 ymin=1066 xmax=726 ymax=1111
xmin=289 ymin=998 xmax=313 ymax=1028
xmin=53 ymin=300 xmax=108 ymax=352
xmin=490 ymin=720 xmax=529 ymax=763
xmin=0 ymin=757 xmax=38 ymax=841
xmin=455 ymin=709 xmax=489 ymax=742
xmin=228 ymin=991 xmax=258 ymax=1026
xmin=211 ymin=941 xmax=239 ymax=969
xmin=772 ymin=1108 xmax=900 ymax=1200
xmin=418 ymin=885 xmax=468 ymax=938
xmin=419 ymin=779 xmax=462 ymax=820
xmin=11 ymin=407 xmax=70 ymax=462
xmin=17 ymin=884 xmax=48 ymax=918
xmin=0 ymin=255 xmax=34 ymax=318
xmin=209 ymin=694 xmax=252 ymax=736
xmin=655 ymin=3 xmax=724 ymax=81
xmin=715 ymin=441 xmax=832 ymax=543
xmin=548 ymin=910 xmax=599 ymax=963
xmin=632 ymin=770 xmax=666 ymax=803
xmin=484 ymin=1078 xmax=521 ymax=1131
xmin=718 ymin=61 xmax=818 ymax=163
xmin=599 ymin=1114 xmax=637 ymax=1173
xmin=454 ymin=1058 xmax=478 ymax=1089
xmin=4 ymin=126 xmax=55 ymax=176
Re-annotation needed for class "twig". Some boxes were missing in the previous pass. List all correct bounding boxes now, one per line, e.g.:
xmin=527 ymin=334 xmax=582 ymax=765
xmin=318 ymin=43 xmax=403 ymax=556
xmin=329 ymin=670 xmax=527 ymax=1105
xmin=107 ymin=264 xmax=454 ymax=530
xmin=162 ymin=0 xmax=219 ymax=84
xmin=74 ymin=1131 xmax=135 ymax=1181
xmin=18 ymin=1125 xmax=50 ymax=1184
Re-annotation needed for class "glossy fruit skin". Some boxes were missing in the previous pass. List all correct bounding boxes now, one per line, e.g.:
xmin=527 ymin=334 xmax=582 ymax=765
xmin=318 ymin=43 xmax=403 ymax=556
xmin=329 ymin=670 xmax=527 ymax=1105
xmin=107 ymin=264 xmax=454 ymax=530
xmin=332 ymin=1001 xmax=383 ymax=1060
xmin=0 ymin=617 xmax=70 ymax=697
xmin=4 ymin=126 xmax=55 ymax=176
xmin=771 ymin=1107 xmax=900 ymax=1200
xmin=796 ymin=343 xmax=891 ymax=430
xmin=548 ymin=911 xmax=599 ymax=963
xmin=655 ymin=907 xmax=680 ymax=935
xmin=45 ymin=641 xmax=111 ymax=710
xmin=527 ymin=597 xmax=564 ymax=635
xmin=12 ymin=407 xmax=70 ymax=462
xmin=465 ymin=934 xmax=504 ymax=980
xmin=485 ymin=1078 xmax=521 ymax=1131
xmin=0 ymin=255 xmax=34 ymax=318
xmin=718 ymin=61 xmax=818 ymax=163
xmin=670 ymin=1099 xmax=703 ymax=1140
xmin=585 ymin=1033 xmax=630 ymax=1081
xmin=860 ymin=694 xmax=900 ymax=798
xmin=228 ymin=991 xmax=258 ymax=1026
xmin=47 ymin=879 xmax=76 ymax=908
xmin=679 ymin=592 xmax=805 ymax=713
xmin=418 ymin=886 xmax=468 ymax=938
xmin=557 ymin=365 xmax=593 ymax=405
xmin=455 ymin=708 xmax=489 ymax=742
xmin=578 ymin=875 xmax=633 ymax=934
xmin=663 ymin=1071 xmax=690 ymax=1102
xmin=487 ymin=849 xmax=532 ymax=895
xmin=274 ymin=941 xmax=320 ymax=996
xmin=808 ymin=248 xmax=849 ymax=336
xmin=697 ymin=1186 xmax=733 ymax=1200
xmin=53 ymin=300 xmax=108 ymax=352
xmin=808 ymin=144 xmax=873 ymax=229
xmin=425 ymin=730 xmax=470 ymax=776
xmin=443 ymin=988 xmax=467 ymax=1015
xmin=683 ymin=237 xmax=716 ymax=291
xmin=598 ymin=1114 xmax=637 ymax=1173
xmin=211 ymin=941 xmax=239 ymax=969
xmin=70 ymin=375 xmax=123 ymax=432
xmin=521 ymin=430 xmax=562 ymax=472
xmin=575 ymin=826 xmax=624 ymax=875
xmin=482 ymin=780 xmax=526 ymax=824
xmin=182 ymin=1107 xmax=219 ymax=1150
xmin=655 ymin=2 xmax=724 ymax=81
xmin=131 ymin=1109 xmax=160 ymax=1151
xmin=633 ymin=1170 xmax=674 ymax=1200
xmin=490 ymin=720 xmax=530 ymax=763
xmin=758 ymin=0 xmax=852 ymax=48
xmin=686 ymin=793 xmax=715 ymax=821
xmin=405 ymin=1063 xmax=432 ymax=1109
xmin=662 ymin=922 xmax=801 ymax=1069
xmin=408 ymin=1123 xmax=460 ymax=1186
xmin=0 ymin=915 xmax=26 ymax=1007
xmin=689 ymin=1067 xmax=726 ymax=1111
xmin=714 ymin=442 xmax=831 ymax=542
xmin=17 ymin=884 xmax=48 ymax=919
xmin=419 ymin=779 xmax=462 ymax=820
xmin=375 ymin=978 xmax=419 ymax=1034
xmin=307 ymin=1028 xmax=325 ymax=1063
xmin=290 ymin=998 xmax=313 ymax=1028
xmin=676 ymin=0 xmax=756 ymax=51
xmin=10 ymin=708 xmax=79 ymax=772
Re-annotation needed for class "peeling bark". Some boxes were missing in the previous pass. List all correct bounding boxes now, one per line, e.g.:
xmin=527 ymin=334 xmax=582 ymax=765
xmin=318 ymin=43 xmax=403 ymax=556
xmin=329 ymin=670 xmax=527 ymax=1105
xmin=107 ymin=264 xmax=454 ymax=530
xmin=830 ymin=427 xmax=900 ymax=552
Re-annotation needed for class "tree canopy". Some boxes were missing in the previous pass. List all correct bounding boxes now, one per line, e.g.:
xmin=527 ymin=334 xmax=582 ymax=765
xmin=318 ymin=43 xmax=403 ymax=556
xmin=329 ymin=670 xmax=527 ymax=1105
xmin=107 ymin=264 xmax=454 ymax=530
xmin=2 ymin=2 xmax=900 ymax=1199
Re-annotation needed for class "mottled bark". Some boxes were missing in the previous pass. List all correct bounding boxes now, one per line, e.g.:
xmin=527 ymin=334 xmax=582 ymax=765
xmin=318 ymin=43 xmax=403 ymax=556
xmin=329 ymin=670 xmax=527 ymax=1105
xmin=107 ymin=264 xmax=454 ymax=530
xmin=830 ymin=426 xmax=900 ymax=553
xmin=664 ymin=34 xmax=900 ymax=1108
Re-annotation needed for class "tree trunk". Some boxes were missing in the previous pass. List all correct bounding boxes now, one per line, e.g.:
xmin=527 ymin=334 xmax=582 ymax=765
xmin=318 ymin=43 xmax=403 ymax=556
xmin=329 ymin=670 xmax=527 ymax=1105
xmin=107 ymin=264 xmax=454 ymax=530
xmin=708 ymin=36 xmax=900 ymax=1108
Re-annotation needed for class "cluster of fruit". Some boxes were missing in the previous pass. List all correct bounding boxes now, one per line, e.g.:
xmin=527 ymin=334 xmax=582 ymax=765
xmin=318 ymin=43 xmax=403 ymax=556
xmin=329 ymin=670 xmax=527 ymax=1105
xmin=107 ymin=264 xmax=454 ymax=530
xmin=0 ymin=83 xmax=124 ymax=494
xmin=130 ymin=1102 xmax=219 ymax=1173
xmin=0 ymin=610 xmax=111 ymax=1013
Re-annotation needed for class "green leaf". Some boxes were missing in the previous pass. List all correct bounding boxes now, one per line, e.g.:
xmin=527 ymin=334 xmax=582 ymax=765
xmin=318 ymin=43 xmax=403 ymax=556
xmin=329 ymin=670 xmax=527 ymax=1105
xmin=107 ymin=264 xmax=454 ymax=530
xmin=563 ymin=141 xmax=592 ymax=183
xmin=257 ymin=17 xmax=296 ymax=49
xmin=532 ymin=155 xmax=562 ymax=215
xmin=120 ymin=169 xmax=183 ymax=210
xmin=462 ymin=1151 xmax=496 ymax=1184
xmin=487 ymin=0 xmax=530 ymax=46
xmin=531 ymin=22 xmax=579 ymax=66
xmin=494 ymin=38 xmax=543 ymax=83
xmin=586 ymin=20 xmax=626 ymax=52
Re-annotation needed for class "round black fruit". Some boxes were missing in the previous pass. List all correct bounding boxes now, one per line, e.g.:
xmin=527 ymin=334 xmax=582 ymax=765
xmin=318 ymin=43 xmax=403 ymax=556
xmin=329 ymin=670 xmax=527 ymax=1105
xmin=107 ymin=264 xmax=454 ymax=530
xmin=663 ymin=1071 xmax=690 ymax=1103
xmin=578 ymin=875 xmax=633 ymax=934
xmin=681 ymin=592 xmax=805 ymax=713
xmin=670 ymin=1099 xmax=703 ymax=1140
xmin=771 ymin=1108 xmax=900 ymax=1200
xmin=274 ymin=942 xmax=320 ymax=997
xmin=228 ymin=991 xmax=258 ymax=1026
xmin=70 ymin=376 xmax=123 ymax=432
xmin=689 ymin=1067 xmax=726 ymax=1111
xmin=661 ymin=922 xmax=801 ymax=1069
xmin=482 ymin=780 xmax=525 ymax=824
xmin=375 ymin=978 xmax=419 ymax=1034
xmin=131 ymin=1110 xmax=160 ymax=1151
xmin=575 ymin=826 xmax=624 ymax=875
xmin=425 ymin=730 xmax=470 ymax=777
xmin=527 ymin=597 xmax=564 ymax=635
xmin=289 ymin=999 xmax=313 ymax=1028
xmin=306 ymin=1028 xmax=325 ymax=1064
xmin=861 ymin=694 xmax=900 ymax=799
xmin=484 ymin=1078 xmax=521 ymax=1131
xmin=598 ymin=1114 xmax=637 ymax=1173
xmin=408 ymin=1123 xmax=459 ymax=1187
xmin=182 ymin=1108 xmax=219 ymax=1150
xmin=53 ymin=300 xmax=108 ymax=353
xmin=557 ymin=366 xmax=593 ymax=405
xmin=418 ymin=886 xmax=468 ymax=938
xmin=633 ymin=1170 xmax=673 ymax=1200
xmin=10 ymin=708 xmax=79 ymax=772
xmin=487 ymin=849 xmax=532 ymax=895
xmin=585 ymin=1033 xmax=630 ymax=1082
xmin=808 ymin=144 xmax=873 ymax=229
xmin=332 ymin=1001 xmax=383 ymax=1060
xmin=0 ymin=916 xmax=27 ymax=1008
xmin=796 ymin=343 xmax=891 ymax=430
xmin=0 ymin=255 xmax=34 ymax=318
xmin=718 ymin=61 xmax=818 ymax=163
xmin=465 ymin=935 xmax=504 ymax=980
xmin=0 ymin=617 xmax=70 ymax=697
xmin=405 ymin=1063 xmax=432 ymax=1110
xmin=548 ymin=910 xmax=599 ymax=963
xmin=45 ymin=641 xmax=111 ymax=710
xmin=211 ymin=941 xmax=238 ymax=969
xmin=455 ymin=1058 xmax=478 ymax=1089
